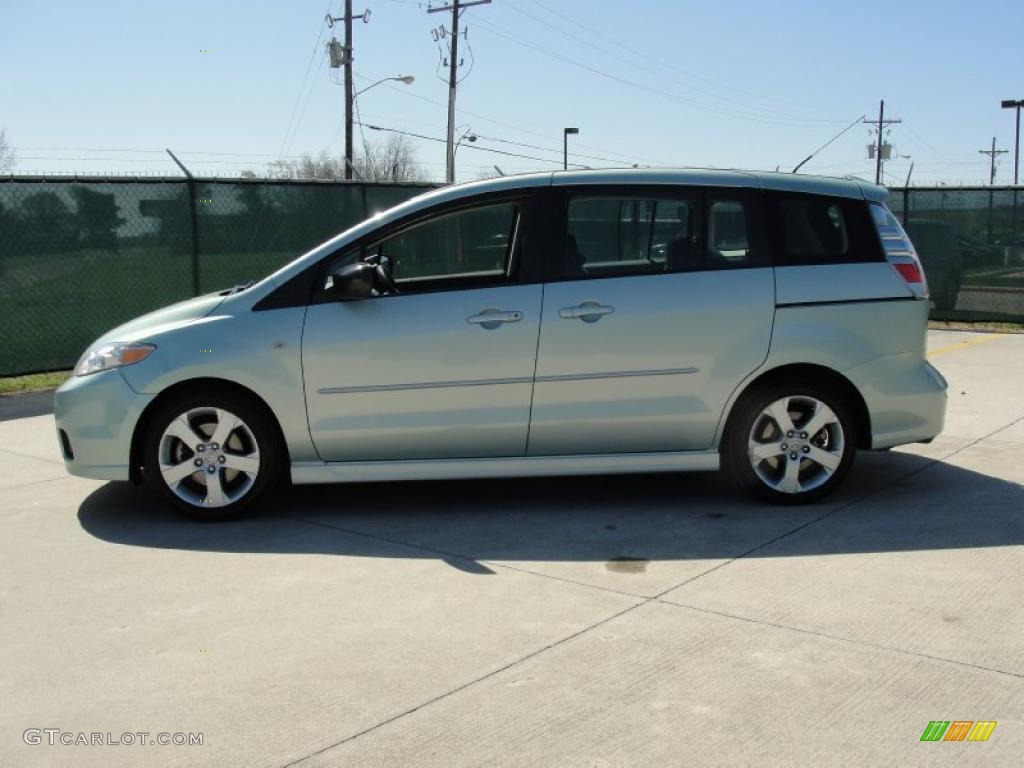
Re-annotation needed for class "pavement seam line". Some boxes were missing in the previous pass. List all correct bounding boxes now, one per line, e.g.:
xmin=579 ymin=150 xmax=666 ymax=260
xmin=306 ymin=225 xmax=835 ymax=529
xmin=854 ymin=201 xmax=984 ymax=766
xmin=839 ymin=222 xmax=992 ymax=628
xmin=282 ymin=513 xmax=647 ymax=600
xmin=280 ymin=601 xmax=643 ymax=768
xmin=652 ymin=411 xmax=1024 ymax=599
xmin=0 ymin=445 xmax=65 ymax=466
xmin=658 ymin=598 xmax=1023 ymax=680
xmin=2 ymin=475 xmax=75 ymax=491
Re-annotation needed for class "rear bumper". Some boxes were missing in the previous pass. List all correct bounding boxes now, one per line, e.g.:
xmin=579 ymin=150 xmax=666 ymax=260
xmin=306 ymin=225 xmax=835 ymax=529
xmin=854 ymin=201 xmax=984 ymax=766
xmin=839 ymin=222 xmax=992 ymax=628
xmin=844 ymin=353 xmax=947 ymax=450
xmin=53 ymin=370 xmax=154 ymax=482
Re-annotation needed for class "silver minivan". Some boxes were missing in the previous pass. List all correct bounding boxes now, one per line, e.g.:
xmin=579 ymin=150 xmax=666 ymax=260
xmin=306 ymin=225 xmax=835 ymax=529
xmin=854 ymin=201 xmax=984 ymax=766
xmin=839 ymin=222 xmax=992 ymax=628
xmin=55 ymin=170 xmax=947 ymax=519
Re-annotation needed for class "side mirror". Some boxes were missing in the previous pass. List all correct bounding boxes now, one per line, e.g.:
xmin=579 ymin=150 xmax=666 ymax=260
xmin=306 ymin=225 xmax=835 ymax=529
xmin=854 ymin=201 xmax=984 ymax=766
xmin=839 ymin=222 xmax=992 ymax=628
xmin=328 ymin=261 xmax=377 ymax=300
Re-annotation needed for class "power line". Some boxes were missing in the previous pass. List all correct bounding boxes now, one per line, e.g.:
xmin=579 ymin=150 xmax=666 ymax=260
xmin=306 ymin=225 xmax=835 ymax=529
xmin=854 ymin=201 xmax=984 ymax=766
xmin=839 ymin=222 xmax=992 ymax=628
xmin=351 ymin=72 xmax=667 ymax=165
xmin=518 ymin=0 xmax=845 ymax=114
xmin=500 ymin=1 xmax=849 ymax=125
xmin=356 ymin=121 xmax=589 ymax=168
xmin=472 ymin=17 xmax=845 ymax=128
xmin=276 ymin=4 xmax=334 ymax=161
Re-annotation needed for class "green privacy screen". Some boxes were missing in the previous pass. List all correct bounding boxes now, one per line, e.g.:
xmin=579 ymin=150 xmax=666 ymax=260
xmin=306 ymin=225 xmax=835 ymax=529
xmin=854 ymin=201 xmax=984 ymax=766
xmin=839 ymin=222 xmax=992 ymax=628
xmin=0 ymin=179 xmax=434 ymax=375
xmin=0 ymin=178 xmax=1021 ymax=375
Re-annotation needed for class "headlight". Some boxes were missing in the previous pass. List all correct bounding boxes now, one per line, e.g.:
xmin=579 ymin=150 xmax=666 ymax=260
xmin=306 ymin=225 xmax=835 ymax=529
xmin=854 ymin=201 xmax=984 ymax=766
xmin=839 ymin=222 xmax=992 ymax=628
xmin=73 ymin=342 xmax=157 ymax=377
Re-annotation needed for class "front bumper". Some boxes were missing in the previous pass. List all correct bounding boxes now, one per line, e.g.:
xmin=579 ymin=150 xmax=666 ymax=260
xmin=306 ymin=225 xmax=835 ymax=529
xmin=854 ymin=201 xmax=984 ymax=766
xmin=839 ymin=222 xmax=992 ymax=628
xmin=54 ymin=370 xmax=154 ymax=481
xmin=844 ymin=353 xmax=948 ymax=450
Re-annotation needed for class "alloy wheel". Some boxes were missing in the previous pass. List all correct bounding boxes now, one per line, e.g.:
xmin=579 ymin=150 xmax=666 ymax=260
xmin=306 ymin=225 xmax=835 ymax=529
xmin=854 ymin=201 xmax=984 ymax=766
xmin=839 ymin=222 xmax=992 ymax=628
xmin=746 ymin=395 xmax=845 ymax=495
xmin=157 ymin=407 xmax=261 ymax=508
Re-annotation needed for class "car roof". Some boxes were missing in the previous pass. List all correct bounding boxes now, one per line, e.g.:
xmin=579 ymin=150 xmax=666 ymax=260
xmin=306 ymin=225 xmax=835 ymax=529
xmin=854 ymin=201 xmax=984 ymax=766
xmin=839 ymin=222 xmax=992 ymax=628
xmin=549 ymin=168 xmax=886 ymax=201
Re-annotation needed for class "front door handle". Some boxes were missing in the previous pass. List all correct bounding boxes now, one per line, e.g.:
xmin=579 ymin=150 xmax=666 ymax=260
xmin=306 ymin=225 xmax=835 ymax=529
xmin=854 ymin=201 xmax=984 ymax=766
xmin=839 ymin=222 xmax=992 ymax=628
xmin=467 ymin=308 xmax=523 ymax=329
xmin=559 ymin=301 xmax=615 ymax=323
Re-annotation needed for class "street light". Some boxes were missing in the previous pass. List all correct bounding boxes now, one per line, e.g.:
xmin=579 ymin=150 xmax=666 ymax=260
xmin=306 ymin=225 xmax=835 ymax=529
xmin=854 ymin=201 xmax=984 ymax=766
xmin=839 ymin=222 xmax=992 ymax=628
xmin=563 ymin=127 xmax=579 ymax=170
xmin=344 ymin=75 xmax=415 ymax=179
xmin=1003 ymin=99 xmax=1023 ymax=248
xmin=355 ymin=74 xmax=415 ymax=98
xmin=451 ymin=126 xmax=477 ymax=181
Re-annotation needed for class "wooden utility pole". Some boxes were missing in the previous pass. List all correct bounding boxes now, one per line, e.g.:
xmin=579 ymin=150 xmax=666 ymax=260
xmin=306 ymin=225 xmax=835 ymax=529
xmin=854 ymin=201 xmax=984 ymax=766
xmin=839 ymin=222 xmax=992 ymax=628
xmin=863 ymin=100 xmax=901 ymax=185
xmin=344 ymin=0 xmax=354 ymax=180
xmin=979 ymin=136 xmax=1008 ymax=186
xmin=427 ymin=0 xmax=490 ymax=183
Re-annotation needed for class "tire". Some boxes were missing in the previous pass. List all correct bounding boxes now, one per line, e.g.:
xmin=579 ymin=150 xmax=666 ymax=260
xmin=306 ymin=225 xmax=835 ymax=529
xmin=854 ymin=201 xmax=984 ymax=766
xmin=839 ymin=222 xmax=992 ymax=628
xmin=933 ymin=273 xmax=960 ymax=312
xmin=724 ymin=378 xmax=857 ymax=504
xmin=142 ymin=388 xmax=283 ymax=520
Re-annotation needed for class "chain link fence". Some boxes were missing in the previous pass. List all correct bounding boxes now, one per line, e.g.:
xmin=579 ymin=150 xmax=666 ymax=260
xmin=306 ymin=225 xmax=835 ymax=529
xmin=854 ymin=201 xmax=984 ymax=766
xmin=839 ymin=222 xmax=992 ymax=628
xmin=0 ymin=178 xmax=434 ymax=375
xmin=1 ymin=177 xmax=1022 ymax=376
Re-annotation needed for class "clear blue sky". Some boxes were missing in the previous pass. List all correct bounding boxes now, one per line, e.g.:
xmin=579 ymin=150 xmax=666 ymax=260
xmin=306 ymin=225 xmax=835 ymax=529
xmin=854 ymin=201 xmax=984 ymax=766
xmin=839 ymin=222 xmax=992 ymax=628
xmin=2 ymin=0 xmax=1021 ymax=184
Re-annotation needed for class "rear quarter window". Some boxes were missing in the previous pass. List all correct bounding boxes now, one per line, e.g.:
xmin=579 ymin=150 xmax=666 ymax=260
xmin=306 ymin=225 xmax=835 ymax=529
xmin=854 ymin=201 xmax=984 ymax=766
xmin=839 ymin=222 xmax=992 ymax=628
xmin=766 ymin=192 xmax=883 ymax=266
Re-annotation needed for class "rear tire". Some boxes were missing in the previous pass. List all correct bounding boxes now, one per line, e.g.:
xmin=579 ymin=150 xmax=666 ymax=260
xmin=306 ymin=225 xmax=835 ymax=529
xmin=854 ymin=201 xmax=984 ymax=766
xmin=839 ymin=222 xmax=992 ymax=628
xmin=142 ymin=389 xmax=283 ymax=520
xmin=724 ymin=379 xmax=857 ymax=504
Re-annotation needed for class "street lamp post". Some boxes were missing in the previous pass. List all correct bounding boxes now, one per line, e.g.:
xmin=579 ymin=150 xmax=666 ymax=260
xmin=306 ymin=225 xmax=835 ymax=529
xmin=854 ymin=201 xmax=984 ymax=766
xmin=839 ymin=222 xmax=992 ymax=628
xmin=563 ymin=127 xmax=579 ymax=170
xmin=1004 ymin=99 xmax=1023 ymax=248
xmin=453 ymin=126 xmax=477 ymax=180
xmin=1002 ymin=99 xmax=1023 ymax=186
xmin=346 ymin=75 xmax=415 ymax=177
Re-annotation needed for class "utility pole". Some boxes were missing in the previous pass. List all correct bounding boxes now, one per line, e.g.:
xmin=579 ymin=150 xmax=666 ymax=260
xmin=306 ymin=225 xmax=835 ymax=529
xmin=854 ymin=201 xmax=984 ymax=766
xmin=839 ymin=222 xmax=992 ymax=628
xmin=427 ymin=0 xmax=490 ymax=183
xmin=326 ymin=4 xmax=370 ymax=179
xmin=1003 ymin=99 xmax=1023 ymax=249
xmin=1002 ymin=99 xmax=1022 ymax=186
xmin=980 ymin=137 xmax=1008 ymax=244
xmin=344 ymin=1 xmax=354 ymax=180
xmin=979 ymin=137 xmax=1008 ymax=186
xmin=863 ymin=100 xmax=901 ymax=185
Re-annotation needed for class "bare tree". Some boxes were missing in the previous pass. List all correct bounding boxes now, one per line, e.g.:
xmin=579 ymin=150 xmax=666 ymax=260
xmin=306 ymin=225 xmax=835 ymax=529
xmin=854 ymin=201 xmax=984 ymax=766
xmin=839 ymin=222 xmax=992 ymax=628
xmin=0 ymin=129 xmax=15 ymax=173
xmin=353 ymin=134 xmax=423 ymax=183
xmin=266 ymin=151 xmax=346 ymax=181
xmin=265 ymin=136 xmax=423 ymax=183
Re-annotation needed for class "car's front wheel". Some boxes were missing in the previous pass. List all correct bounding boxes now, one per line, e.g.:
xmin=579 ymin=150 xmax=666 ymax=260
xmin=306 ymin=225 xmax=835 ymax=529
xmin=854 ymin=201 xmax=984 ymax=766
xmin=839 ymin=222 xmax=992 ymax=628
xmin=725 ymin=380 xmax=857 ymax=504
xmin=143 ymin=390 xmax=282 ymax=520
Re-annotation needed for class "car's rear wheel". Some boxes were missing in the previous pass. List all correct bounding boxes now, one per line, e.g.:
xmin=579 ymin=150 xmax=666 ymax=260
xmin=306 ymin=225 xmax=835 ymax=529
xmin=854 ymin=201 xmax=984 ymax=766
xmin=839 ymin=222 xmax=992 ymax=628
xmin=143 ymin=391 xmax=282 ymax=520
xmin=725 ymin=380 xmax=857 ymax=504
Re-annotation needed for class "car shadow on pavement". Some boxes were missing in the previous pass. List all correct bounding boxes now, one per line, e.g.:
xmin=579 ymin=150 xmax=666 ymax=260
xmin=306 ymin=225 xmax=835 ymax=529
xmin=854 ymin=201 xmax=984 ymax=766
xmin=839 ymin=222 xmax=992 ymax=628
xmin=76 ymin=448 xmax=1024 ymax=570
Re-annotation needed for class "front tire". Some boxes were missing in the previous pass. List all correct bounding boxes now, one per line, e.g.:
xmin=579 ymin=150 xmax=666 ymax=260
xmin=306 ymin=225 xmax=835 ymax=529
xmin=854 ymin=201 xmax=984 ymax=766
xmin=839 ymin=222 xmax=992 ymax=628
xmin=725 ymin=379 xmax=857 ymax=504
xmin=143 ymin=390 xmax=282 ymax=520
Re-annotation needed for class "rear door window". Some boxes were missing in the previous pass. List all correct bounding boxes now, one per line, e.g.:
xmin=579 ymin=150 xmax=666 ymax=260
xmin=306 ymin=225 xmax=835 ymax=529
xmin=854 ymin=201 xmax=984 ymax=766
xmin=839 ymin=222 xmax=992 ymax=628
xmin=561 ymin=190 xmax=766 ymax=279
xmin=565 ymin=196 xmax=697 ymax=278
xmin=767 ymin=193 xmax=882 ymax=265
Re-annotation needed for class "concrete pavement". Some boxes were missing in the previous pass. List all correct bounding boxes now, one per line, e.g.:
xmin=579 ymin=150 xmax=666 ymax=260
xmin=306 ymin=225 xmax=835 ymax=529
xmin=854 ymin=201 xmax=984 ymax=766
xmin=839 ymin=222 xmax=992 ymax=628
xmin=0 ymin=329 xmax=1021 ymax=767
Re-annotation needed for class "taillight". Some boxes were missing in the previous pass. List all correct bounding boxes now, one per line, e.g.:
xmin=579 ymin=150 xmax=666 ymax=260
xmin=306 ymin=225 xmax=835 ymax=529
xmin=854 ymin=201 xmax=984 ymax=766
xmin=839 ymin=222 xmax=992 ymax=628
xmin=892 ymin=261 xmax=923 ymax=284
xmin=869 ymin=203 xmax=928 ymax=298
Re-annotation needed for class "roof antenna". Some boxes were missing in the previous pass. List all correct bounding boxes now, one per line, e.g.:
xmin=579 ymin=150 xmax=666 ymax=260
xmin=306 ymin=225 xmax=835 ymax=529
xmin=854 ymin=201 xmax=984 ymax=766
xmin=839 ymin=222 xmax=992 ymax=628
xmin=791 ymin=114 xmax=865 ymax=173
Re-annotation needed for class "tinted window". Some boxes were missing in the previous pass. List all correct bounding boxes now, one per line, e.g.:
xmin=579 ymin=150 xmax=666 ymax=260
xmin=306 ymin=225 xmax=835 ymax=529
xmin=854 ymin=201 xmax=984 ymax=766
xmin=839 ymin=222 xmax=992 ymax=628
xmin=563 ymin=192 xmax=764 ymax=278
xmin=706 ymin=198 xmax=756 ymax=268
xmin=769 ymin=194 xmax=881 ymax=265
xmin=375 ymin=202 xmax=518 ymax=283
xmin=565 ymin=196 xmax=698 ymax=277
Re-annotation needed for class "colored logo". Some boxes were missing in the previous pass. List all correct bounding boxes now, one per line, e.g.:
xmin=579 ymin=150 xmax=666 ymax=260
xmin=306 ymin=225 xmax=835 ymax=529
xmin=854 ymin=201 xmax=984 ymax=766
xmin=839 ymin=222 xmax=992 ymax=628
xmin=920 ymin=721 xmax=996 ymax=742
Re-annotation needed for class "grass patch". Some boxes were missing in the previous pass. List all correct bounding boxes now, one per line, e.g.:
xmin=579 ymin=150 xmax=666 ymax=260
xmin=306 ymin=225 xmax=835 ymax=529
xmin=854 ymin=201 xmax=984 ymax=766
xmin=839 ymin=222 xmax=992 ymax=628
xmin=0 ymin=370 xmax=71 ymax=396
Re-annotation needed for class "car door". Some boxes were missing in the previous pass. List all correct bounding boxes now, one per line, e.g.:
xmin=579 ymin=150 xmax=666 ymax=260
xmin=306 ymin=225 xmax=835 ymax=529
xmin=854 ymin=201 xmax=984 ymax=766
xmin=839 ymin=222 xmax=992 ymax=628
xmin=527 ymin=186 xmax=775 ymax=455
xmin=302 ymin=196 xmax=544 ymax=461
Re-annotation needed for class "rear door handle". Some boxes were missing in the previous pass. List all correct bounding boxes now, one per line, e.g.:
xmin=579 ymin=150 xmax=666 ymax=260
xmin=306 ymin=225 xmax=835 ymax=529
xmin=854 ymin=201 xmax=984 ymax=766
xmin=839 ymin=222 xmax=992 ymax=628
xmin=467 ymin=308 xmax=523 ymax=329
xmin=559 ymin=301 xmax=615 ymax=323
